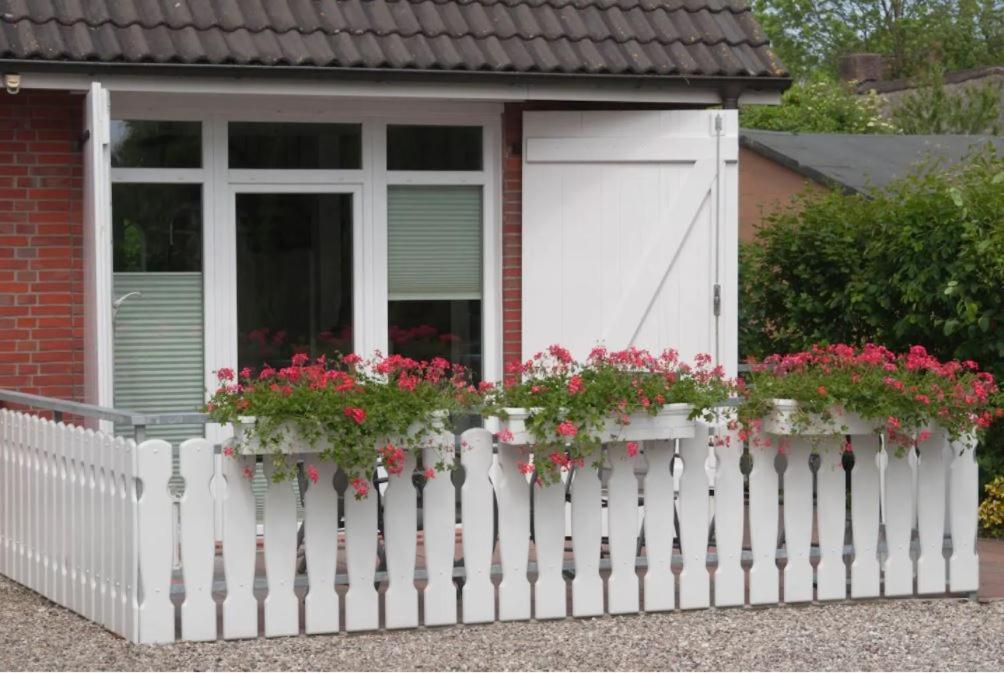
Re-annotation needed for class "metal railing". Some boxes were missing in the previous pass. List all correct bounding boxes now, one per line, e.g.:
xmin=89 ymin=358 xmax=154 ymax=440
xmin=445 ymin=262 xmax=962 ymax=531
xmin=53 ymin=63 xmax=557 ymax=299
xmin=0 ymin=388 xmax=207 ymax=442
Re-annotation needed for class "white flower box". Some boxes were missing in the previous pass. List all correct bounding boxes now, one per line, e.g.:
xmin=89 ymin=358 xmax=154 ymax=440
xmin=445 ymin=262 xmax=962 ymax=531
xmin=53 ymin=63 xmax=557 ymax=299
xmin=761 ymin=399 xmax=880 ymax=436
xmin=494 ymin=403 xmax=696 ymax=445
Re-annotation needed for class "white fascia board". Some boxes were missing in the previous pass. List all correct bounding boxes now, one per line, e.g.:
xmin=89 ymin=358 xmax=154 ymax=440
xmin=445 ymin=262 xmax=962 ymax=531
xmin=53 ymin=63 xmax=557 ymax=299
xmin=17 ymin=70 xmax=729 ymax=105
xmin=737 ymin=89 xmax=783 ymax=105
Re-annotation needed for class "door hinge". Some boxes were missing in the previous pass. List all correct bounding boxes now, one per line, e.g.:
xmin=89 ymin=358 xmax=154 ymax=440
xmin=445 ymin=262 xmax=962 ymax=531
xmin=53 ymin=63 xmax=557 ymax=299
xmin=713 ymin=284 xmax=721 ymax=317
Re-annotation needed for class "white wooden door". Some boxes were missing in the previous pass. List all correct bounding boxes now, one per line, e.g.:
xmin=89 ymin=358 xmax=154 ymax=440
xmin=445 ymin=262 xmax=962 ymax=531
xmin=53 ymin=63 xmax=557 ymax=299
xmin=522 ymin=111 xmax=738 ymax=373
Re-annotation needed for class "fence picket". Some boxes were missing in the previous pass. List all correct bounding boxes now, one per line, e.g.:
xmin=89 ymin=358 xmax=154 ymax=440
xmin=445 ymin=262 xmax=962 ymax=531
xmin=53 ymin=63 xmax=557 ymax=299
xmin=948 ymin=435 xmax=979 ymax=593
xmin=384 ymin=449 xmax=419 ymax=629
xmin=29 ymin=416 xmax=40 ymax=593
xmin=179 ymin=438 xmax=217 ymax=641
xmin=222 ymin=453 xmax=258 ymax=640
xmin=0 ymin=411 xmax=8 ymax=580
xmin=344 ymin=471 xmax=379 ymax=632
xmin=262 ymin=460 xmax=299 ymax=637
xmin=421 ymin=433 xmax=457 ymax=626
xmin=883 ymin=445 xmax=915 ymax=596
xmin=713 ymin=425 xmax=744 ymax=607
xmin=495 ymin=442 xmax=532 ymax=621
xmin=100 ymin=433 xmax=114 ymax=630
xmin=71 ymin=427 xmax=85 ymax=616
xmin=850 ymin=435 xmax=881 ymax=598
xmin=607 ymin=441 xmax=641 ymax=614
xmin=460 ymin=428 xmax=495 ymax=624
xmin=40 ymin=420 xmax=52 ymax=601
xmin=678 ymin=427 xmax=711 ymax=610
xmin=916 ymin=428 xmax=947 ymax=594
xmin=115 ymin=436 xmax=133 ymax=640
xmin=304 ymin=462 xmax=339 ymax=634
xmin=532 ymin=474 xmax=567 ymax=619
xmin=135 ymin=438 xmax=175 ymax=644
xmin=748 ymin=439 xmax=780 ymax=605
xmin=815 ymin=436 xmax=847 ymax=600
xmin=782 ymin=438 xmax=813 ymax=604
xmin=84 ymin=429 xmax=99 ymax=622
xmin=642 ymin=440 xmax=675 ymax=612
xmin=53 ymin=424 xmax=67 ymax=608
xmin=571 ymin=446 xmax=603 ymax=617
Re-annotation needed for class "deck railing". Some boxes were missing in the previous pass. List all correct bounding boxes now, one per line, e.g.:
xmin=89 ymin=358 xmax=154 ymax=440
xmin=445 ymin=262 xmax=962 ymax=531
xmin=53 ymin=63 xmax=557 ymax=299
xmin=0 ymin=392 xmax=981 ymax=644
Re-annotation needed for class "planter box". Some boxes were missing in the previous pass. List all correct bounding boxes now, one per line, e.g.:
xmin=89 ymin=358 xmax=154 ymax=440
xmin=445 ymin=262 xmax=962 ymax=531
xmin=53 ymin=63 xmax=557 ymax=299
xmin=494 ymin=404 xmax=695 ymax=445
xmin=762 ymin=399 xmax=879 ymax=436
xmin=233 ymin=411 xmax=449 ymax=455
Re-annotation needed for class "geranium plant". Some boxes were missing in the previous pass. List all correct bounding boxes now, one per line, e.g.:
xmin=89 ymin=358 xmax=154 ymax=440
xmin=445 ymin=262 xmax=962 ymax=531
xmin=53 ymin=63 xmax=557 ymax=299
xmin=737 ymin=343 xmax=1002 ymax=452
xmin=483 ymin=345 xmax=734 ymax=484
xmin=206 ymin=352 xmax=480 ymax=496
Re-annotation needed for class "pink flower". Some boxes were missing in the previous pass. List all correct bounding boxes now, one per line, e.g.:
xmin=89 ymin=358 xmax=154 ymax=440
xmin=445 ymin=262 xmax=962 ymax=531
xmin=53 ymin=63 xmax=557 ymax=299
xmin=626 ymin=441 xmax=639 ymax=457
xmin=344 ymin=407 xmax=366 ymax=424
xmin=216 ymin=367 xmax=235 ymax=381
xmin=517 ymin=461 xmax=533 ymax=475
xmin=556 ymin=421 xmax=578 ymax=438
xmin=242 ymin=466 xmax=254 ymax=480
xmin=817 ymin=385 xmax=828 ymax=396
xmin=239 ymin=367 xmax=252 ymax=380
xmin=917 ymin=429 xmax=932 ymax=443
xmin=424 ymin=468 xmax=436 ymax=480
xmin=567 ymin=375 xmax=583 ymax=394
xmin=351 ymin=477 xmax=369 ymax=498
xmin=343 ymin=353 xmax=362 ymax=366
xmin=223 ymin=446 xmax=234 ymax=458
xmin=291 ymin=352 xmax=309 ymax=367
xmin=306 ymin=464 xmax=319 ymax=484
xmin=495 ymin=428 xmax=514 ymax=443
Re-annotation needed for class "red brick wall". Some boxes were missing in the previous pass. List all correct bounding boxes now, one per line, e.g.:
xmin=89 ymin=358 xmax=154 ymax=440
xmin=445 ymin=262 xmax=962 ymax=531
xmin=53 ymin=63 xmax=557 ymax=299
xmin=501 ymin=104 xmax=524 ymax=372
xmin=0 ymin=91 xmax=84 ymax=400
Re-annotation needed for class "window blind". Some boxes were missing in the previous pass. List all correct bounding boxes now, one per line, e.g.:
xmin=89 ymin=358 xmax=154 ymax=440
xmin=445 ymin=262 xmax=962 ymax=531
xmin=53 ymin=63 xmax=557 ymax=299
xmin=387 ymin=185 xmax=482 ymax=300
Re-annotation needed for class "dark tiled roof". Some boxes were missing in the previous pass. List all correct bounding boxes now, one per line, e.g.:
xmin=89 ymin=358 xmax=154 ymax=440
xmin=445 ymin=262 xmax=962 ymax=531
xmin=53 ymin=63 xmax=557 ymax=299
xmin=741 ymin=130 xmax=1004 ymax=194
xmin=0 ymin=0 xmax=787 ymax=80
xmin=855 ymin=66 xmax=1004 ymax=94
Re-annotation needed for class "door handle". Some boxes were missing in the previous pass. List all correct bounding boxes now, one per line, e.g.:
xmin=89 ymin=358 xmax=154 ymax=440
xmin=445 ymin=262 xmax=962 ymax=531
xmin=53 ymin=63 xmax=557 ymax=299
xmin=112 ymin=291 xmax=143 ymax=319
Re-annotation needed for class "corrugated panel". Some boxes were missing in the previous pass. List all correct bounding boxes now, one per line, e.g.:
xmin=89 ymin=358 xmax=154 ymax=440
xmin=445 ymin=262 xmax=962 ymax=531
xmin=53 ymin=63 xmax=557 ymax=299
xmin=113 ymin=271 xmax=205 ymax=446
xmin=0 ymin=0 xmax=788 ymax=79
xmin=388 ymin=185 xmax=482 ymax=300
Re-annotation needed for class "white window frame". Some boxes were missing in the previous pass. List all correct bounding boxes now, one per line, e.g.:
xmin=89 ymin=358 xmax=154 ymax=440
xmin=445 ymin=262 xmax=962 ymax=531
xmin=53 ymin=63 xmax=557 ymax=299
xmin=108 ymin=97 xmax=502 ymax=432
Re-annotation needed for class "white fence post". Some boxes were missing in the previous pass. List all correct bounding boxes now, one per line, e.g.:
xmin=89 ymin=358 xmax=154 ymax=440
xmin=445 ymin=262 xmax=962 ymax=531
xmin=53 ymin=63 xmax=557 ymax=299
xmin=179 ymin=438 xmax=217 ymax=641
xmin=916 ymin=427 xmax=948 ymax=594
xmin=460 ymin=428 xmax=495 ymax=624
xmin=607 ymin=441 xmax=641 ymax=614
xmin=135 ymin=438 xmax=175 ymax=644
xmin=850 ymin=434 xmax=881 ymax=598
xmin=748 ymin=437 xmax=780 ymax=605
xmin=344 ymin=471 xmax=379 ymax=632
xmin=642 ymin=439 xmax=676 ymax=612
xmin=948 ymin=434 xmax=979 ymax=593
xmin=222 ymin=452 xmax=258 ymax=640
xmin=262 ymin=460 xmax=299 ymax=637
xmin=304 ymin=462 xmax=339 ymax=634
xmin=384 ymin=449 xmax=419 ymax=629
xmin=570 ymin=445 xmax=604 ymax=617
xmin=421 ymin=432 xmax=458 ymax=626
xmin=883 ymin=443 xmax=915 ymax=596
xmin=815 ymin=436 xmax=847 ymax=601
xmin=495 ymin=442 xmax=532 ymax=621
xmin=678 ymin=426 xmax=712 ymax=610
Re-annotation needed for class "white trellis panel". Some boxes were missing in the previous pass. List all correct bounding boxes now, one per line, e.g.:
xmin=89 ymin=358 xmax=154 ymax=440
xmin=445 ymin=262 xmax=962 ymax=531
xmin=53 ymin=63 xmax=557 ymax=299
xmin=135 ymin=438 xmax=174 ymax=644
xmin=571 ymin=446 xmax=604 ymax=617
xmin=384 ymin=450 xmax=419 ymax=629
xmin=179 ymin=438 xmax=217 ymax=641
xmin=748 ymin=439 xmax=779 ymax=605
xmin=607 ymin=442 xmax=641 ymax=614
xmin=782 ymin=438 xmax=813 ymax=604
xmin=421 ymin=433 xmax=457 ymax=627
xmin=222 ymin=453 xmax=258 ymax=640
xmin=521 ymin=110 xmax=739 ymax=374
xmin=304 ymin=462 xmax=339 ymax=634
xmin=344 ymin=474 xmax=379 ymax=632
xmin=850 ymin=435 xmax=881 ymax=598
xmin=460 ymin=428 xmax=495 ymax=624
xmin=916 ymin=428 xmax=947 ymax=595
xmin=883 ymin=446 xmax=915 ymax=596
xmin=495 ymin=442 xmax=531 ymax=621
xmin=533 ymin=474 xmax=567 ymax=619
xmin=712 ymin=425 xmax=744 ymax=607
xmin=643 ymin=440 xmax=676 ymax=612
xmin=948 ymin=435 xmax=979 ymax=593
xmin=815 ymin=437 xmax=847 ymax=601
xmin=678 ymin=427 xmax=711 ymax=610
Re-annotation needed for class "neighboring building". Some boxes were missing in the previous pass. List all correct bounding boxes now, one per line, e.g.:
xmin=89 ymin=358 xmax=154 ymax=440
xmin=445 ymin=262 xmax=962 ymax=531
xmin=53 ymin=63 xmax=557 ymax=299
xmin=738 ymin=130 xmax=1004 ymax=241
xmin=0 ymin=0 xmax=787 ymax=441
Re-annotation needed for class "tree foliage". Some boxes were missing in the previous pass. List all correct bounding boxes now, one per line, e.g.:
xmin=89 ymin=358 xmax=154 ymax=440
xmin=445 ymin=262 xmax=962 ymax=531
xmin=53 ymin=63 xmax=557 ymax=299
xmin=740 ymin=80 xmax=895 ymax=133
xmin=890 ymin=68 xmax=1002 ymax=134
xmin=753 ymin=0 xmax=1004 ymax=80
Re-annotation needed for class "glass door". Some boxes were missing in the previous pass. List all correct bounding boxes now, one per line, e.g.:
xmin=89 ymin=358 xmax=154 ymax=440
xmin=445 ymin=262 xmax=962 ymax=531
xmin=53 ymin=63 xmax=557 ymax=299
xmin=232 ymin=188 xmax=360 ymax=373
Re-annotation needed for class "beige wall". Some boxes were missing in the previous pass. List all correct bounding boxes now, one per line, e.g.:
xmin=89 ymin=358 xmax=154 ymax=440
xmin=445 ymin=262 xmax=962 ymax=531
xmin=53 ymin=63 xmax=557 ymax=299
xmin=738 ymin=146 xmax=828 ymax=243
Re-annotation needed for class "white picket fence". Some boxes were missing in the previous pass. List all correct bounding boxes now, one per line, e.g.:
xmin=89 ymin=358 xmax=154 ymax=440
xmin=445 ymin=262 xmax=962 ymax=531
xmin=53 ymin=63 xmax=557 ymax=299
xmin=0 ymin=407 xmax=981 ymax=644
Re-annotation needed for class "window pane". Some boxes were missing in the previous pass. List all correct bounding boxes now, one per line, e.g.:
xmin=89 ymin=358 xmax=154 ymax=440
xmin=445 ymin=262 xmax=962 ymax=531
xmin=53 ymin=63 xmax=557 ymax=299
xmin=388 ymin=186 xmax=482 ymax=298
xmin=387 ymin=125 xmax=482 ymax=171
xmin=110 ymin=120 xmax=201 ymax=168
xmin=236 ymin=193 xmax=353 ymax=370
xmin=389 ymin=300 xmax=482 ymax=379
xmin=112 ymin=184 xmax=202 ymax=272
xmin=228 ymin=123 xmax=362 ymax=169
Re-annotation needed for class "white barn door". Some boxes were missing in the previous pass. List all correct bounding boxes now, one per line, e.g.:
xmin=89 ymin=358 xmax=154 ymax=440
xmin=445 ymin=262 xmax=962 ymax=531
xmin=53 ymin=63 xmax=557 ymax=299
xmin=522 ymin=110 xmax=738 ymax=373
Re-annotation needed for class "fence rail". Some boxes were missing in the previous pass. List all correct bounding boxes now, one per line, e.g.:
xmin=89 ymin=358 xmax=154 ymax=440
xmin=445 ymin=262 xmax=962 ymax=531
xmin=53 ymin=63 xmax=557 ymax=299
xmin=0 ymin=406 xmax=982 ymax=644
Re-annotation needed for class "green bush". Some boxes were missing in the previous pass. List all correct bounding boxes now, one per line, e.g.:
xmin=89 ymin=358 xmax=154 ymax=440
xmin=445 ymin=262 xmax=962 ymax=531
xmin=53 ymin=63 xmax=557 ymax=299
xmin=740 ymin=146 xmax=1004 ymax=485
xmin=741 ymin=79 xmax=895 ymax=134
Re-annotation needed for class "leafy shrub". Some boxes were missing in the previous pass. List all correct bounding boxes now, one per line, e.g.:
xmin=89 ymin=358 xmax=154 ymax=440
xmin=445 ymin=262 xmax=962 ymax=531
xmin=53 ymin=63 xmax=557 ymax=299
xmin=889 ymin=68 xmax=1002 ymax=135
xmin=979 ymin=475 xmax=1004 ymax=538
xmin=740 ymin=79 xmax=895 ymax=134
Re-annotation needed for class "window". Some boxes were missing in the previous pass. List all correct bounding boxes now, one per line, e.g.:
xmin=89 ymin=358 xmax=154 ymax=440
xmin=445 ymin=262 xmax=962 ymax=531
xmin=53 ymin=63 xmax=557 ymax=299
xmin=112 ymin=184 xmax=202 ymax=272
xmin=387 ymin=185 xmax=483 ymax=376
xmin=111 ymin=120 xmax=201 ymax=168
xmin=387 ymin=125 xmax=482 ymax=171
xmin=228 ymin=122 xmax=362 ymax=169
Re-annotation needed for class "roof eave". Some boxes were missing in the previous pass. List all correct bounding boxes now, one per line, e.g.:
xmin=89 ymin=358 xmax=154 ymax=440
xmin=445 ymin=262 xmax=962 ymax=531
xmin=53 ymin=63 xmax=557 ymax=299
xmin=739 ymin=133 xmax=860 ymax=195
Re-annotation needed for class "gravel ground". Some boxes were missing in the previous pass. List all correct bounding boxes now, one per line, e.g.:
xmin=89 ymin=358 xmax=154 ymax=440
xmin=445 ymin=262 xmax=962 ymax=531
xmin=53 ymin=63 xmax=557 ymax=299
xmin=1 ymin=576 xmax=1003 ymax=671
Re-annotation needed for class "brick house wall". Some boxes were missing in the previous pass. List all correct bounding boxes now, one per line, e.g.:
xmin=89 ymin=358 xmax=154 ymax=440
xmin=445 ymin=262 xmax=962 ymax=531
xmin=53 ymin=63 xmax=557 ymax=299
xmin=738 ymin=145 xmax=828 ymax=243
xmin=0 ymin=91 xmax=85 ymax=400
